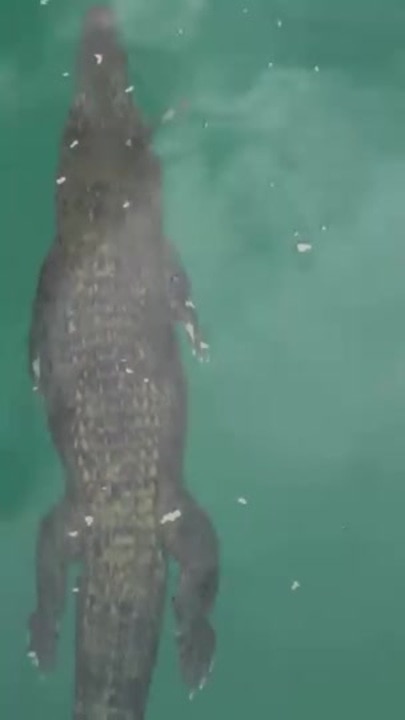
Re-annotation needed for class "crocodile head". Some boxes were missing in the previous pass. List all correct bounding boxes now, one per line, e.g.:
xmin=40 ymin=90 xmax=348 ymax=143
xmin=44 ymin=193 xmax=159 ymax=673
xmin=74 ymin=5 xmax=148 ymax=139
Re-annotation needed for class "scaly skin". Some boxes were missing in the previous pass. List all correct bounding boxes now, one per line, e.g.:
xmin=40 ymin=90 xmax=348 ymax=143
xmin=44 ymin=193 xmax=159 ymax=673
xmin=27 ymin=6 xmax=219 ymax=719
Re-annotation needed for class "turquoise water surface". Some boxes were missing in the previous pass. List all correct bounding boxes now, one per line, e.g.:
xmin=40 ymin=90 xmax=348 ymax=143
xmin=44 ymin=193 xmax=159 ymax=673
xmin=1 ymin=1 xmax=405 ymax=718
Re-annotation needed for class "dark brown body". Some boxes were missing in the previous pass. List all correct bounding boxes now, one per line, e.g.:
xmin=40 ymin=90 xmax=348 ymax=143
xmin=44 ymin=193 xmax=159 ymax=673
xmin=27 ymin=7 xmax=219 ymax=720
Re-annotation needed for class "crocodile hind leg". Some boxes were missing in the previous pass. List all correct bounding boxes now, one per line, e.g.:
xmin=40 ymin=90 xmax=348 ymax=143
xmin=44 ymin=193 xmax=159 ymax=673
xmin=28 ymin=497 xmax=81 ymax=672
xmin=158 ymin=487 xmax=219 ymax=694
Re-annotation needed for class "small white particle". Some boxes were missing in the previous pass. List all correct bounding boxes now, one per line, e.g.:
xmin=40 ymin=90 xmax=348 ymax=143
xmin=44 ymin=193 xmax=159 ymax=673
xmin=237 ymin=497 xmax=248 ymax=505
xmin=125 ymin=367 xmax=134 ymax=374
xmin=144 ymin=378 xmax=149 ymax=383
xmin=276 ymin=18 xmax=283 ymax=28
xmin=242 ymin=7 xmax=248 ymax=13
xmin=314 ymin=65 xmax=320 ymax=73
xmin=122 ymin=201 xmax=130 ymax=209
xmin=102 ymin=486 xmax=107 ymax=491
xmin=69 ymin=139 xmax=79 ymax=149
xmin=27 ymin=651 xmax=39 ymax=666
xmin=160 ymin=509 xmax=182 ymax=525
xmin=40 ymin=0 xmax=49 ymax=5
xmin=62 ymin=72 xmax=70 ymax=78
xmin=189 ymin=691 xmax=195 ymax=701
xmin=321 ymin=224 xmax=327 ymax=232
xmin=162 ymin=107 xmax=175 ymax=123
xmin=68 ymin=530 xmax=78 ymax=538
xmin=203 ymin=120 xmax=209 ymax=129
xmin=72 ymin=586 xmax=79 ymax=593
xmin=94 ymin=53 xmax=103 ymax=65
xmin=291 ymin=580 xmax=301 ymax=591
xmin=125 ymin=85 xmax=134 ymax=94
xmin=56 ymin=176 xmax=66 ymax=185
xmin=199 ymin=676 xmax=207 ymax=690
xmin=178 ymin=27 xmax=184 ymax=35
xmin=198 ymin=342 xmax=210 ymax=363
xmin=32 ymin=357 xmax=40 ymax=382
xmin=185 ymin=299 xmax=195 ymax=309
xmin=270 ymin=181 xmax=275 ymax=188
xmin=296 ymin=242 xmax=312 ymax=253
xmin=84 ymin=515 xmax=94 ymax=527
xmin=185 ymin=322 xmax=195 ymax=343
xmin=125 ymin=138 xmax=132 ymax=147
xmin=268 ymin=61 xmax=274 ymax=69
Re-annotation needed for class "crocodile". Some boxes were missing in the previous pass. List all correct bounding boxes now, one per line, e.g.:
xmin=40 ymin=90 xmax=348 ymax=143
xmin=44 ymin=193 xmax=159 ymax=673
xmin=27 ymin=6 xmax=219 ymax=719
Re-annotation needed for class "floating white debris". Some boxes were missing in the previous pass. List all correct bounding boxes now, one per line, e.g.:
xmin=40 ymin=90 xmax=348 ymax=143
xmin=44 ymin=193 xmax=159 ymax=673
xmin=68 ymin=530 xmax=78 ymax=538
xmin=62 ymin=72 xmax=70 ymax=78
xmin=268 ymin=61 xmax=274 ymax=69
xmin=296 ymin=242 xmax=312 ymax=253
xmin=101 ymin=486 xmax=107 ymax=491
xmin=27 ymin=650 xmax=39 ymax=666
xmin=94 ymin=53 xmax=103 ymax=65
xmin=122 ymin=201 xmax=130 ymax=209
xmin=40 ymin=0 xmax=49 ymax=5
xmin=72 ymin=587 xmax=79 ymax=594
xmin=162 ymin=107 xmax=175 ymax=123
xmin=84 ymin=515 xmax=94 ymax=527
xmin=203 ymin=120 xmax=209 ymax=129
xmin=185 ymin=322 xmax=195 ymax=343
xmin=125 ymin=367 xmax=134 ymax=374
xmin=321 ymin=224 xmax=327 ymax=232
xmin=314 ymin=65 xmax=320 ymax=73
xmin=242 ymin=7 xmax=248 ymax=13
xmin=70 ymin=139 xmax=79 ymax=149
xmin=160 ymin=509 xmax=182 ymax=525
xmin=177 ymin=27 xmax=184 ymax=35
xmin=125 ymin=138 xmax=132 ymax=147
xmin=185 ymin=299 xmax=196 ymax=309
xmin=270 ymin=181 xmax=275 ymax=188
xmin=276 ymin=18 xmax=283 ymax=28
xmin=32 ymin=357 xmax=40 ymax=383
xmin=144 ymin=378 xmax=149 ymax=383
xmin=125 ymin=85 xmax=134 ymax=94
xmin=56 ymin=176 xmax=66 ymax=185
xmin=291 ymin=580 xmax=301 ymax=591
xmin=237 ymin=497 xmax=248 ymax=505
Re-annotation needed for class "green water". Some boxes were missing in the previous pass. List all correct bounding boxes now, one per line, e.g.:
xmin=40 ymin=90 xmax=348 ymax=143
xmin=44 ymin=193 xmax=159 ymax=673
xmin=1 ymin=0 xmax=405 ymax=717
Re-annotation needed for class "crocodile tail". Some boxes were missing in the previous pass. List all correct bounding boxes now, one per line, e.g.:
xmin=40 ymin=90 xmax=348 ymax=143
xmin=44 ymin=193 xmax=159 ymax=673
xmin=73 ymin=553 xmax=166 ymax=720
